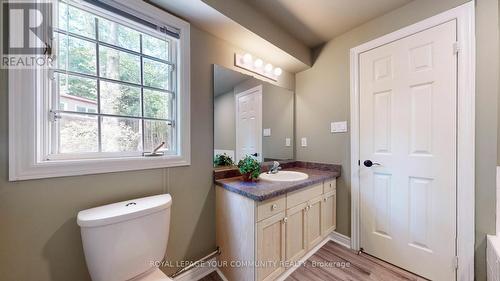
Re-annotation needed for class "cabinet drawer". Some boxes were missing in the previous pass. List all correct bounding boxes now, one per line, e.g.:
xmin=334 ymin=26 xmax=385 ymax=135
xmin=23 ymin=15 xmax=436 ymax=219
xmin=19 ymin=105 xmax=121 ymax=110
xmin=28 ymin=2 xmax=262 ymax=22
xmin=324 ymin=179 xmax=336 ymax=193
xmin=257 ymin=195 xmax=286 ymax=221
xmin=286 ymin=184 xmax=323 ymax=208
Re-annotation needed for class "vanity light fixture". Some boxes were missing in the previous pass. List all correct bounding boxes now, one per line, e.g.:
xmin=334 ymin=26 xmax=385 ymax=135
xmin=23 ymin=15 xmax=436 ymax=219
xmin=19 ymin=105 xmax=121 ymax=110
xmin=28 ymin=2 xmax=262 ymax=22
xmin=235 ymin=53 xmax=282 ymax=81
xmin=264 ymin=63 xmax=273 ymax=73
xmin=254 ymin=58 xmax=264 ymax=68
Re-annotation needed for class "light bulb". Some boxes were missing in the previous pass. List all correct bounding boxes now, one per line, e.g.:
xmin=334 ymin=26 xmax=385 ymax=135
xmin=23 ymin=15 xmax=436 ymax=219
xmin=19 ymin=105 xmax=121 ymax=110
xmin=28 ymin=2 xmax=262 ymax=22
xmin=264 ymin=63 xmax=273 ymax=73
xmin=243 ymin=53 xmax=252 ymax=64
xmin=254 ymin=58 xmax=263 ymax=68
xmin=273 ymin=67 xmax=282 ymax=76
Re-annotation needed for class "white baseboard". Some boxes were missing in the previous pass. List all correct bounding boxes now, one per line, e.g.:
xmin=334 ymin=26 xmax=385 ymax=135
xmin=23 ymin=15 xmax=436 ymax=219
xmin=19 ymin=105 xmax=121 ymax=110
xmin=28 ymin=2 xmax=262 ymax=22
xmin=215 ymin=268 xmax=229 ymax=281
xmin=330 ymin=231 xmax=352 ymax=249
xmin=173 ymin=257 xmax=217 ymax=281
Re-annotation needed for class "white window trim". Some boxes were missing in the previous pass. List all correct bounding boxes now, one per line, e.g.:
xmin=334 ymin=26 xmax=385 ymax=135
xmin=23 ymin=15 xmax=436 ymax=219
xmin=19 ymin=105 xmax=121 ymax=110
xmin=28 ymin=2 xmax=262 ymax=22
xmin=349 ymin=2 xmax=475 ymax=280
xmin=9 ymin=0 xmax=191 ymax=181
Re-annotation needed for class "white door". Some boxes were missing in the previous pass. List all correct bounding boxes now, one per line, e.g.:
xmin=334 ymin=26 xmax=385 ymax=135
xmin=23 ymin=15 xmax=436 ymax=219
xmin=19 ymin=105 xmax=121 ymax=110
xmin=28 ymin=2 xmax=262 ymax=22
xmin=236 ymin=85 xmax=262 ymax=162
xmin=359 ymin=20 xmax=457 ymax=281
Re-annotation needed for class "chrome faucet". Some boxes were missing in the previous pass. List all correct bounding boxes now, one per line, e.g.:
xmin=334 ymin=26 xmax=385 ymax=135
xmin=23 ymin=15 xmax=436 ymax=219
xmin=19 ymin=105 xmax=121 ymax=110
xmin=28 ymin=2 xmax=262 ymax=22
xmin=268 ymin=161 xmax=282 ymax=174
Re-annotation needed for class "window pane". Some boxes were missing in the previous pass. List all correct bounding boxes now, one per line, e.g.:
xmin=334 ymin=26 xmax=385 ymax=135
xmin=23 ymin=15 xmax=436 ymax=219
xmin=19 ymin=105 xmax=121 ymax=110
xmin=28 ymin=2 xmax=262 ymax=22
xmin=58 ymin=2 xmax=68 ymax=30
xmin=144 ymin=120 xmax=172 ymax=152
xmin=57 ymin=34 xmax=97 ymax=75
xmin=101 ymin=117 xmax=142 ymax=152
xmin=98 ymin=18 xmax=140 ymax=52
xmin=57 ymin=74 xmax=97 ymax=111
xmin=67 ymin=5 xmax=96 ymax=38
xmin=99 ymin=46 xmax=140 ymax=84
xmin=144 ymin=89 xmax=172 ymax=119
xmin=59 ymin=113 xmax=98 ymax=153
xmin=143 ymin=59 xmax=170 ymax=90
xmin=100 ymin=81 xmax=141 ymax=117
xmin=142 ymin=34 xmax=169 ymax=60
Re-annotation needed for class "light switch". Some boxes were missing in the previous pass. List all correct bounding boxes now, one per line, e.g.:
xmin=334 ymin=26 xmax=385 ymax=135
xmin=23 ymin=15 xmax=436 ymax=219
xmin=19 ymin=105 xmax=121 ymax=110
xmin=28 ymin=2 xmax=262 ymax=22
xmin=285 ymin=138 xmax=291 ymax=147
xmin=301 ymin=137 xmax=307 ymax=147
xmin=331 ymin=121 xmax=348 ymax=133
xmin=263 ymin=128 xmax=271 ymax=137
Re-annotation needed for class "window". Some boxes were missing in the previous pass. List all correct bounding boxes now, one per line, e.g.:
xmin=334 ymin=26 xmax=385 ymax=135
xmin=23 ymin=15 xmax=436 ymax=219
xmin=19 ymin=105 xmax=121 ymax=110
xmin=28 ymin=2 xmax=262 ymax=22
xmin=9 ymin=0 xmax=191 ymax=180
xmin=51 ymin=1 xmax=175 ymax=158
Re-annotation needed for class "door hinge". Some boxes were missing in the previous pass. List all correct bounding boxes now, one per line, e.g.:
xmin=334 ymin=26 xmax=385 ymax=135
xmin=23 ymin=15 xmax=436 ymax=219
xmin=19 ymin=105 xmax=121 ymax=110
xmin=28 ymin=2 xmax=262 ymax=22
xmin=453 ymin=256 xmax=459 ymax=270
xmin=358 ymin=160 xmax=361 ymax=166
xmin=453 ymin=42 xmax=460 ymax=54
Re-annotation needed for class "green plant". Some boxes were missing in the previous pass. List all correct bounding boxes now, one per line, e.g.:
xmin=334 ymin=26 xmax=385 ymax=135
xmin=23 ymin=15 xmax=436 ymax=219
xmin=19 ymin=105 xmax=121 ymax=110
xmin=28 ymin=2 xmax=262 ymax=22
xmin=214 ymin=153 xmax=234 ymax=167
xmin=237 ymin=155 xmax=261 ymax=181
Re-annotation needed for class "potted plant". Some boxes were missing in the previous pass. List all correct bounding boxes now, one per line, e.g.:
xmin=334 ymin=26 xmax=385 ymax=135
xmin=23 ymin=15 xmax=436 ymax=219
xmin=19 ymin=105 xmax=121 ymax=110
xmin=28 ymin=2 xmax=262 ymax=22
xmin=214 ymin=153 xmax=234 ymax=167
xmin=237 ymin=155 xmax=261 ymax=182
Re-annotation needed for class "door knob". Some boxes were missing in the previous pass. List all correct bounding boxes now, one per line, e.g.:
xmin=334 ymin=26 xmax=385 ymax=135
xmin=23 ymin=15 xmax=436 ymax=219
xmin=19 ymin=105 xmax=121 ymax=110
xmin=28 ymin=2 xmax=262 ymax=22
xmin=363 ymin=160 xmax=381 ymax=167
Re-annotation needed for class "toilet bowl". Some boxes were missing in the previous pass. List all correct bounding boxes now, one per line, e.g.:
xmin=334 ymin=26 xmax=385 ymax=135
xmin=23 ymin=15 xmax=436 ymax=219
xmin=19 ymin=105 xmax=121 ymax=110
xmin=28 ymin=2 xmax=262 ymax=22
xmin=77 ymin=194 xmax=173 ymax=281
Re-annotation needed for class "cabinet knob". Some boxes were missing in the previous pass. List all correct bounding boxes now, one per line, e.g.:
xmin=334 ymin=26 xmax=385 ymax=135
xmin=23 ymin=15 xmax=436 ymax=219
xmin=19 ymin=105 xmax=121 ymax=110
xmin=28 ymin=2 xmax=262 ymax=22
xmin=271 ymin=204 xmax=277 ymax=210
xmin=283 ymin=217 xmax=288 ymax=223
xmin=324 ymin=198 xmax=327 ymax=202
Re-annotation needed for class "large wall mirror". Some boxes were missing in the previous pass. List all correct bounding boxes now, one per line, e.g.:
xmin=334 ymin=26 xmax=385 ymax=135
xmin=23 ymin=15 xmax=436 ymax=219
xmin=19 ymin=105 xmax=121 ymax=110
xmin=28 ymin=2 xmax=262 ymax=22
xmin=213 ymin=65 xmax=294 ymax=167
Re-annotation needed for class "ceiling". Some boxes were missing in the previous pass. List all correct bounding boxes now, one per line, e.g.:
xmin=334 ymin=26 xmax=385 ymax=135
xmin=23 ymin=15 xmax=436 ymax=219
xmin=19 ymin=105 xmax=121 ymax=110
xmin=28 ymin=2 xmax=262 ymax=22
xmin=242 ymin=0 xmax=412 ymax=47
xmin=214 ymin=66 xmax=250 ymax=96
xmin=149 ymin=0 xmax=414 ymax=72
xmin=149 ymin=0 xmax=310 ymax=72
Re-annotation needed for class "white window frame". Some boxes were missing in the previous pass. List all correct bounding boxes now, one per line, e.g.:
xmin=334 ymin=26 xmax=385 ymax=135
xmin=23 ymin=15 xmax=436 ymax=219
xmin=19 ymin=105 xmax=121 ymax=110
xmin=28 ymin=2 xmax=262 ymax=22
xmin=9 ymin=0 xmax=191 ymax=181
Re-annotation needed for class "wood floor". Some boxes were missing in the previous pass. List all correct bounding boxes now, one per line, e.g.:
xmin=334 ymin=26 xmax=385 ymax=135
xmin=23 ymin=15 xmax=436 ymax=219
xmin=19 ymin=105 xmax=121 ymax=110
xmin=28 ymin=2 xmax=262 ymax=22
xmin=198 ymin=241 xmax=427 ymax=281
xmin=198 ymin=271 xmax=224 ymax=281
xmin=286 ymin=241 xmax=427 ymax=281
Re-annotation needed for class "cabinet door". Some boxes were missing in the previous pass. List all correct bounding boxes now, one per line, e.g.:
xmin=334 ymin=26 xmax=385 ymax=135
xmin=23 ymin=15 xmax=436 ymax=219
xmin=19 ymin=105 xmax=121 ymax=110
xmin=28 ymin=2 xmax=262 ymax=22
xmin=256 ymin=212 xmax=286 ymax=281
xmin=321 ymin=191 xmax=336 ymax=237
xmin=306 ymin=196 xmax=323 ymax=249
xmin=285 ymin=202 xmax=308 ymax=263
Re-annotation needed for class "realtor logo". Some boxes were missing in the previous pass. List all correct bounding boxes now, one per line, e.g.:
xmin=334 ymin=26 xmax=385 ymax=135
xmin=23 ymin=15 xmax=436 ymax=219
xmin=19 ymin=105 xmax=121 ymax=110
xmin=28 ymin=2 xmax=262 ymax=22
xmin=1 ymin=0 xmax=54 ymax=68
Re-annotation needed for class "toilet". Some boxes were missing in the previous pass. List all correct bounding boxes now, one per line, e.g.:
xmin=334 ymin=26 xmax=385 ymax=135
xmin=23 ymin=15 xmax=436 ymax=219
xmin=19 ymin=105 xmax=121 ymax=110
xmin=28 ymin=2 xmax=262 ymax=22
xmin=77 ymin=194 xmax=173 ymax=281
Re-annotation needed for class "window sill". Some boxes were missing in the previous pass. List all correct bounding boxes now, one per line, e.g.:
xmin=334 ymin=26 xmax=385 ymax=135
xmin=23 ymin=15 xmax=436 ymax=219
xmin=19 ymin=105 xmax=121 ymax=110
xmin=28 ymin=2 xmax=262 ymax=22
xmin=9 ymin=154 xmax=190 ymax=181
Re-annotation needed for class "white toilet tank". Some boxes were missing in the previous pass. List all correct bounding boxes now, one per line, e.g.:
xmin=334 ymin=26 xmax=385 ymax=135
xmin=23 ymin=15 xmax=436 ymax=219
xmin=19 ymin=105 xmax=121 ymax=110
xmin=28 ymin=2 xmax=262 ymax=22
xmin=77 ymin=194 xmax=172 ymax=281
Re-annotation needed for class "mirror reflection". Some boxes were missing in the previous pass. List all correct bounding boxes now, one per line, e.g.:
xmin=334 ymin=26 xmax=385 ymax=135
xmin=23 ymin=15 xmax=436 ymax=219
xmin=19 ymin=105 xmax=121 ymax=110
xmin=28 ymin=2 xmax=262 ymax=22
xmin=213 ymin=65 xmax=294 ymax=167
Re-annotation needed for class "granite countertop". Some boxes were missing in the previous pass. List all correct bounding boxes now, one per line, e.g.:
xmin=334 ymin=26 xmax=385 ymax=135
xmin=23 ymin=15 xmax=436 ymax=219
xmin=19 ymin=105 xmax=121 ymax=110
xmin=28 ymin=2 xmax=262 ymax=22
xmin=215 ymin=167 xmax=340 ymax=202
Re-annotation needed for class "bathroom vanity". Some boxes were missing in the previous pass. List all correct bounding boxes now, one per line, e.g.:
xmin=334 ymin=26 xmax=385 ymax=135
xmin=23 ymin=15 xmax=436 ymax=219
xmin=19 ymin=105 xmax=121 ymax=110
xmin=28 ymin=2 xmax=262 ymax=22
xmin=214 ymin=163 xmax=340 ymax=281
xmin=212 ymin=65 xmax=340 ymax=281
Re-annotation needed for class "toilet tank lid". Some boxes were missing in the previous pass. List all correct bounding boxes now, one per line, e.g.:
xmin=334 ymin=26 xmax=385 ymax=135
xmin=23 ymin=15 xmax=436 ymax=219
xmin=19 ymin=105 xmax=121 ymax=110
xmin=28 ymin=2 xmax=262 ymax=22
xmin=77 ymin=194 xmax=172 ymax=227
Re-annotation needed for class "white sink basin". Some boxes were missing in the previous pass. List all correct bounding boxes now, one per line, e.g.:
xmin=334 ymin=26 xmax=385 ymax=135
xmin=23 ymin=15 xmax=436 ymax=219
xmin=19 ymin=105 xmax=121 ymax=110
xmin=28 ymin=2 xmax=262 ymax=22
xmin=259 ymin=171 xmax=309 ymax=182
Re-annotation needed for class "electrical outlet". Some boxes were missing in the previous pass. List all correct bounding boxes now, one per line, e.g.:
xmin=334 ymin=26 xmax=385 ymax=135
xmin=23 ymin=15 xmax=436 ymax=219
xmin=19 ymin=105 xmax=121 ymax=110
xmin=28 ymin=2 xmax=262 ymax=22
xmin=285 ymin=138 xmax=291 ymax=147
xmin=263 ymin=128 xmax=271 ymax=137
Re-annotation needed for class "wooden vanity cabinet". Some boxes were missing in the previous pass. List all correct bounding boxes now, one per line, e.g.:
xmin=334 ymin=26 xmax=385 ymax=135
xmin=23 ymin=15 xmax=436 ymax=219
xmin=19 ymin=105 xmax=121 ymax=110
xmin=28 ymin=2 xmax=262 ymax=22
xmin=322 ymin=191 xmax=336 ymax=236
xmin=306 ymin=196 xmax=324 ymax=249
xmin=216 ymin=179 xmax=337 ymax=281
xmin=256 ymin=212 xmax=286 ymax=281
xmin=285 ymin=202 xmax=307 ymax=263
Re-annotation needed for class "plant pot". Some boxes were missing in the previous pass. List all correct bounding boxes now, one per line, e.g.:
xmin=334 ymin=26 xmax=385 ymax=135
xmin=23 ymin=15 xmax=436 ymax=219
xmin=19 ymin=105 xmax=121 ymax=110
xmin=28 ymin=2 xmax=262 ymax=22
xmin=241 ymin=173 xmax=254 ymax=182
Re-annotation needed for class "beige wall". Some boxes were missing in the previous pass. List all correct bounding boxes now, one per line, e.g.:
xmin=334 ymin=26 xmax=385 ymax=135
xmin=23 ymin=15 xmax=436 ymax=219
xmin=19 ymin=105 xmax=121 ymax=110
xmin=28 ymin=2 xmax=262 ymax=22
xmin=0 ymin=22 xmax=294 ymax=281
xmin=214 ymin=90 xmax=236 ymax=152
xmin=295 ymin=0 xmax=498 ymax=280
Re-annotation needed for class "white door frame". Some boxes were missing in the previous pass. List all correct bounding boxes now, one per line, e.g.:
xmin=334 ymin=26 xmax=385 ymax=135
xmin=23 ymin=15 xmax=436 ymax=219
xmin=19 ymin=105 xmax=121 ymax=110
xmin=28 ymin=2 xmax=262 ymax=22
xmin=349 ymin=2 xmax=475 ymax=280
xmin=235 ymin=85 xmax=263 ymax=162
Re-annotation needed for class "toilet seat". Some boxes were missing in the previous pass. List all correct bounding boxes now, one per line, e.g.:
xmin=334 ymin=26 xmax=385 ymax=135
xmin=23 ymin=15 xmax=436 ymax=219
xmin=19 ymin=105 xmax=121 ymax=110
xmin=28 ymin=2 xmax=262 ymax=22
xmin=132 ymin=268 xmax=172 ymax=281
